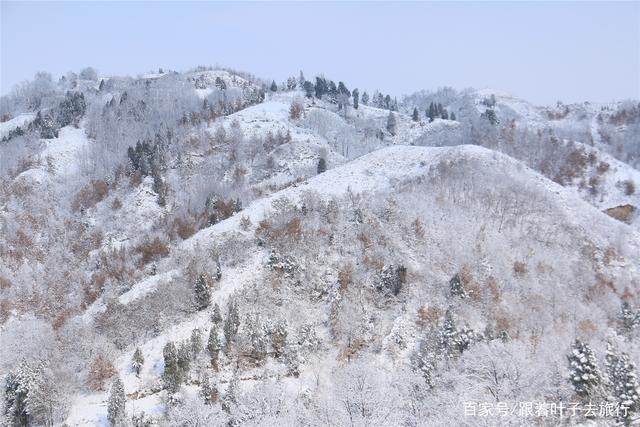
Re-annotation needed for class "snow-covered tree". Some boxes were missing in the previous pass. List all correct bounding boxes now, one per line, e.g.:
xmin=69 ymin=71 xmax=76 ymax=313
xmin=352 ymin=88 xmax=359 ymax=110
xmin=271 ymin=319 xmax=288 ymax=358
xmin=3 ymin=361 xmax=33 ymax=426
xmin=207 ymin=324 xmax=222 ymax=370
xmin=270 ymin=81 xmax=278 ymax=92
xmin=386 ymin=111 xmax=396 ymax=136
xmin=177 ymin=342 xmax=192 ymax=379
xmin=163 ymin=342 xmax=181 ymax=393
xmin=317 ymin=157 xmax=327 ymax=174
xmin=449 ymin=273 xmax=467 ymax=298
xmin=107 ymin=376 xmax=126 ymax=427
xmin=414 ymin=340 xmax=436 ymax=388
xmin=605 ymin=342 xmax=640 ymax=422
xmin=131 ymin=347 xmax=144 ymax=376
xmin=190 ymin=329 xmax=203 ymax=360
xmin=194 ymin=274 xmax=211 ymax=311
xmin=200 ymin=376 xmax=219 ymax=404
xmin=412 ymin=107 xmax=419 ymax=122
xmin=361 ymin=91 xmax=369 ymax=105
xmin=221 ymin=373 xmax=238 ymax=414
xmin=438 ymin=309 xmax=459 ymax=359
xmin=567 ymin=339 xmax=602 ymax=399
xmin=210 ymin=303 xmax=223 ymax=325
xmin=618 ymin=302 xmax=640 ymax=339
xmin=79 ymin=67 xmax=98 ymax=81
xmin=224 ymin=298 xmax=240 ymax=352
xmin=303 ymin=81 xmax=314 ymax=98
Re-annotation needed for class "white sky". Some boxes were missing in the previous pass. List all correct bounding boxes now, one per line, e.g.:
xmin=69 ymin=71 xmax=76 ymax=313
xmin=1 ymin=1 xmax=639 ymax=104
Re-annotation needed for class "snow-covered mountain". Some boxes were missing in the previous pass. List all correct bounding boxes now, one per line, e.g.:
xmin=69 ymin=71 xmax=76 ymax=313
xmin=1 ymin=67 xmax=639 ymax=426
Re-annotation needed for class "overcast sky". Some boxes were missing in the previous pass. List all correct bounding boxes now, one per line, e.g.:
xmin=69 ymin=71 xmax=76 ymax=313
xmin=1 ymin=1 xmax=638 ymax=104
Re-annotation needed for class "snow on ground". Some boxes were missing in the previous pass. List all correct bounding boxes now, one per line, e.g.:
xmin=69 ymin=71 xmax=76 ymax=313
xmin=66 ymin=248 xmax=265 ymax=423
xmin=118 ymin=271 xmax=179 ymax=305
xmin=40 ymin=126 xmax=89 ymax=176
xmin=0 ymin=113 xmax=35 ymax=139
xmin=65 ymin=393 xmax=108 ymax=427
xmin=65 ymin=143 xmax=640 ymax=425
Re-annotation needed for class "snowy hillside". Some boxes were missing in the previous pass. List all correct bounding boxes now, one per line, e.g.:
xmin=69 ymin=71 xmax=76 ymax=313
xmin=1 ymin=66 xmax=639 ymax=427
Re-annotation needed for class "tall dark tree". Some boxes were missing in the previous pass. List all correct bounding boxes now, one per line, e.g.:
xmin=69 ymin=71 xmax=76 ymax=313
xmin=337 ymin=81 xmax=350 ymax=98
xmin=163 ymin=342 xmax=181 ymax=392
xmin=303 ymin=81 xmax=315 ymax=98
xmin=412 ymin=107 xmax=419 ymax=122
xmin=210 ymin=303 xmax=223 ymax=325
xmin=223 ymin=298 xmax=240 ymax=351
xmin=270 ymin=80 xmax=278 ymax=92
xmin=131 ymin=348 xmax=144 ymax=376
xmin=317 ymin=157 xmax=327 ymax=174
xmin=327 ymin=80 xmax=338 ymax=104
xmin=207 ymin=324 xmax=222 ymax=370
xmin=386 ymin=111 xmax=397 ymax=136
xmin=361 ymin=91 xmax=370 ymax=105
xmin=315 ymin=77 xmax=327 ymax=98
xmin=194 ymin=274 xmax=211 ymax=311
xmin=352 ymin=88 xmax=359 ymax=110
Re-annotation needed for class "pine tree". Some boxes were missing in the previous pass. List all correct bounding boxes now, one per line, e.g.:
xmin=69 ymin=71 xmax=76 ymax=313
xmin=449 ymin=273 xmax=467 ymax=298
xmin=210 ymin=303 xmax=223 ymax=325
xmin=303 ymin=81 xmax=314 ymax=98
xmin=482 ymin=108 xmax=499 ymax=125
xmin=224 ymin=298 xmax=240 ymax=351
xmin=3 ymin=361 xmax=32 ymax=426
xmin=450 ymin=111 xmax=456 ymax=121
xmin=327 ymin=80 xmax=338 ymax=104
xmin=442 ymin=108 xmax=449 ymax=120
xmin=384 ymin=94 xmax=391 ymax=110
xmin=207 ymin=324 xmax=222 ymax=370
xmin=190 ymin=328 xmax=203 ymax=359
xmin=131 ymin=348 xmax=144 ymax=376
xmin=315 ymin=76 xmax=327 ymax=98
xmin=107 ymin=376 xmax=126 ymax=427
xmin=317 ymin=157 xmax=327 ymax=174
xmin=215 ymin=77 xmax=227 ymax=90
xmin=194 ymin=274 xmax=211 ymax=311
xmin=361 ymin=91 xmax=370 ymax=105
xmin=412 ymin=107 xmax=419 ymax=122
xmin=386 ymin=111 xmax=396 ymax=136
xmin=201 ymin=376 xmax=219 ymax=404
xmin=438 ymin=309 xmax=459 ymax=359
xmin=352 ymin=88 xmax=359 ymax=110
xmin=177 ymin=341 xmax=192 ymax=378
xmin=221 ymin=373 xmax=238 ymax=414
xmin=427 ymin=102 xmax=436 ymax=122
xmin=567 ymin=339 xmax=602 ymax=398
xmin=286 ymin=76 xmax=297 ymax=90
xmin=414 ymin=340 xmax=435 ymax=387
xmin=298 ymin=70 xmax=306 ymax=88
xmin=272 ymin=319 xmax=288 ymax=358
xmin=605 ymin=342 xmax=640 ymax=422
xmin=270 ymin=80 xmax=278 ymax=92
xmin=618 ymin=302 xmax=640 ymax=338
xmin=162 ymin=342 xmax=181 ymax=392
xmin=98 ymin=79 xmax=105 ymax=91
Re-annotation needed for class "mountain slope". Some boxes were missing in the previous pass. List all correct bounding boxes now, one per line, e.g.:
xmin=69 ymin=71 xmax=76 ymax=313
xmin=66 ymin=144 xmax=639 ymax=425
